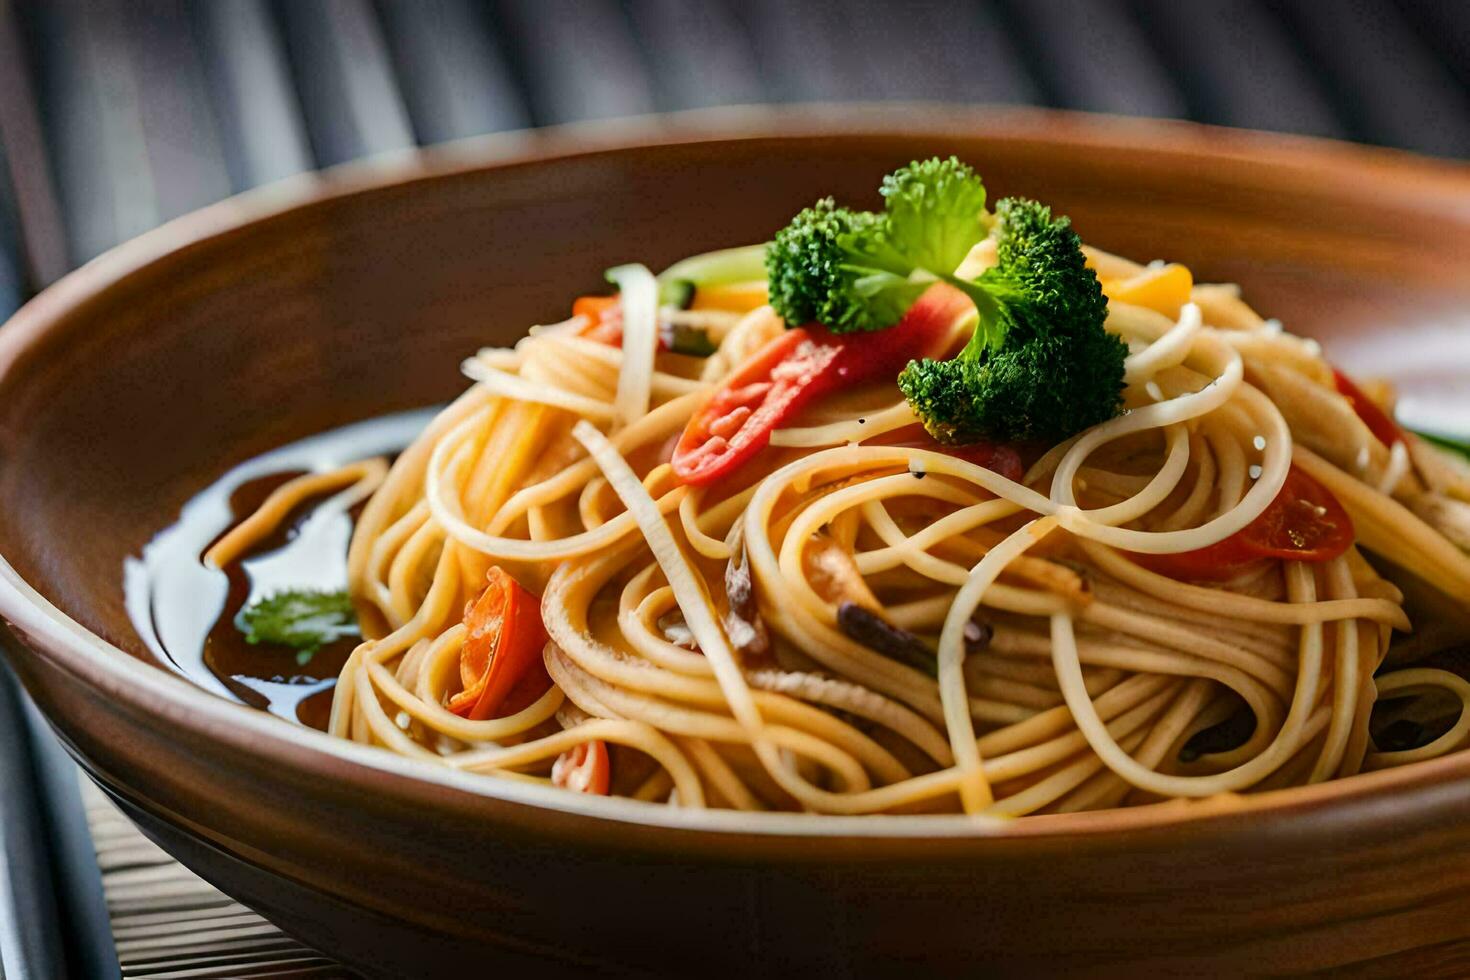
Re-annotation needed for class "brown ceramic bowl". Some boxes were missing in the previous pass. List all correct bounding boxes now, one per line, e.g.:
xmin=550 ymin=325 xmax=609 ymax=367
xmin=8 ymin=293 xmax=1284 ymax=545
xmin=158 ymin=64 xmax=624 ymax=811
xmin=2 ymin=107 xmax=1469 ymax=978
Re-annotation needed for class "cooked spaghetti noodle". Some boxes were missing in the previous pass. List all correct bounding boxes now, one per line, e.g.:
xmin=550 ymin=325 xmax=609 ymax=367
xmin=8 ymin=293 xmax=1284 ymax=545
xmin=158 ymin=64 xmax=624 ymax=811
xmin=210 ymin=174 xmax=1470 ymax=817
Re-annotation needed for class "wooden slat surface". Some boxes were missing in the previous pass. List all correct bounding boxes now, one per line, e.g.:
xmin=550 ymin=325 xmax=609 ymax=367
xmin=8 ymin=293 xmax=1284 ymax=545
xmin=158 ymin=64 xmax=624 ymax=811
xmin=82 ymin=780 xmax=355 ymax=979
xmin=0 ymin=664 xmax=69 ymax=980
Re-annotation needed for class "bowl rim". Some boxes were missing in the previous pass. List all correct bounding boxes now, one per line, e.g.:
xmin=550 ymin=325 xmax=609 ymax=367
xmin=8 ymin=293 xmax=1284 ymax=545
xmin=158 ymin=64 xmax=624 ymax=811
xmin=2 ymin=103 xmax=1470 ymax=843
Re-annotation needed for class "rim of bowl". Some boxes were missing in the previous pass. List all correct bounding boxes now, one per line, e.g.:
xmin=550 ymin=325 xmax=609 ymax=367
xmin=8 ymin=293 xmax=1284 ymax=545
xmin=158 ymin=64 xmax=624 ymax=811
xmin=2 ymin=103 xmax=1469 ymax=843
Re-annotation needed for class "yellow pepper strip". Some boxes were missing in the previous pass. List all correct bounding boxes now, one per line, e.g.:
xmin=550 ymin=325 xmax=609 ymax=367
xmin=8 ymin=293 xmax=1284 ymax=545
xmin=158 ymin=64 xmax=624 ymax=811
xmin=1102 ymin=263 xmax=1194 ymax=320
xmin=689 ymin=280 xmax=770 ymax=314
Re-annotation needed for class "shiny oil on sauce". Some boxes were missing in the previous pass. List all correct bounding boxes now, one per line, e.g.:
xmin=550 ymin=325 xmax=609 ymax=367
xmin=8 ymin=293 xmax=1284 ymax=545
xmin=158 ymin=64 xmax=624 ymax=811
xmin=124 ymin=408 xmax=436 ymax=730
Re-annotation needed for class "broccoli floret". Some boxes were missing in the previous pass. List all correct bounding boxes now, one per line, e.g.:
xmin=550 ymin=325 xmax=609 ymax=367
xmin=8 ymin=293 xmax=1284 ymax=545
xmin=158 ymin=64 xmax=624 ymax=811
xmin=766 ymin=198 xmax=914 ymax=333
xmin=898 ymin=198 xmax=1124 ymax=443
xmin=767 ymin=159 xmax=1125 ymax=442
xmin=877 ymin=156 xmax=989 ymax=276
xmin=767 ymin=157 xmax=988 ymax=334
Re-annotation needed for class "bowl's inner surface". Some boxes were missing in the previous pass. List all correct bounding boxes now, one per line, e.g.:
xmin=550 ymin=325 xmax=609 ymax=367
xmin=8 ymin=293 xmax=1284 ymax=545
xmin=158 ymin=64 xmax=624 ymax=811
xmin=1 ymin=124 xmax=1468 ymax=682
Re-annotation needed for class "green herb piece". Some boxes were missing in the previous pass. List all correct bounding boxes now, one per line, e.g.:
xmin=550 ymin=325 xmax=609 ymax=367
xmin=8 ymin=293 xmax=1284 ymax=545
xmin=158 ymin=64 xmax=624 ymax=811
xmin=235 ymin=589 xmax=358 ymax=661
xmin=666 ymin=323 xmax=718 ymax=357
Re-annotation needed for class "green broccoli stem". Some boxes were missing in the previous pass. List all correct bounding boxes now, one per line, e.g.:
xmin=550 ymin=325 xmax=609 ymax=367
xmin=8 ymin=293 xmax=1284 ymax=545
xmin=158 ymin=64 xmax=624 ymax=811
xmin=937 ymin=272 xmax=1006 ymax=355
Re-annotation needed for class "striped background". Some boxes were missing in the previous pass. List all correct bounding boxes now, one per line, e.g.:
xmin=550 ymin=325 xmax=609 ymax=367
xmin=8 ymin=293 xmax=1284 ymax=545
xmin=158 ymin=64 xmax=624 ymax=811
xmin=0 ymin=2 xmax=1465 ymax=976
xmin=1 ymin=0 xmax=1467 ymax=317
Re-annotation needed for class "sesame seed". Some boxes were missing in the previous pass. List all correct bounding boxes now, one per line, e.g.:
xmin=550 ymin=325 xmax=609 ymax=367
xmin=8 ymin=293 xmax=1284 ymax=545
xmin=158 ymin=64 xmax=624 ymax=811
xmin=1249 ymin=464 xmax=1263 ymax=479
xmin=395 ymin=711 xmax=411 ymax=730
xmin=1253 ymin=435 xmax=1266 ymax=451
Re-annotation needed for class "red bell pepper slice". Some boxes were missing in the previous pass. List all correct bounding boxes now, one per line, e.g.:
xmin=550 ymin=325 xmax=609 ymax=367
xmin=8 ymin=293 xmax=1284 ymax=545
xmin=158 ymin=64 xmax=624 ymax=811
xmin=672 ymin=284 xmax=974 ymax=485
xmin=1129 ymin=465 xmax=1354 ymax=582
xmin=1332 ymin=367 xmax=1403 ymax=448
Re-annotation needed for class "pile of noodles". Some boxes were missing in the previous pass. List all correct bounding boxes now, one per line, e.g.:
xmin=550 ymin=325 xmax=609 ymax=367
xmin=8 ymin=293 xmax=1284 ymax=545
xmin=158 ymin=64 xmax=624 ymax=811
xmin=218 ymin=243 xmax=1470 ymax=816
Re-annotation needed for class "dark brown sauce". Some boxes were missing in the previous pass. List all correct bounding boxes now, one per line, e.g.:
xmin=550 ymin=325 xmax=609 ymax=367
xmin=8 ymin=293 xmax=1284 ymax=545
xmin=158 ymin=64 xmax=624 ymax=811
xmin=125 ymin=408 xmax=436 ymax=730
xmin=204 ymin=471 xmax=363 ymax=728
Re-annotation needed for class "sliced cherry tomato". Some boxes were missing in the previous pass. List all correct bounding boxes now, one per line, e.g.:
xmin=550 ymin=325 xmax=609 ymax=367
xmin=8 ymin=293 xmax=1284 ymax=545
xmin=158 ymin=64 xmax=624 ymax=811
xmin=822 ymin=283 xmax=976 ymax=386
xmin=672 ymin=283 xmax=974 ymax=485
xmin=1333 ymin=367 xmax=1403 ymax=448
xmin=1129 ymin=465 xmax=1354 ymax=582
xmin=496 ymin=662 xmax=555 ymax=717
xmin=446 ymin=567 xmax=550 ymax=720
xmin=672 ymin=327 xmax=840 ymax=483
xmin=879 ymin=423 xmax=1025 ymax=483
xmin=942 ymin=442 xmax=1024 ymax=483
xmin=551 ymin=740 xmax=611 ymax=795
